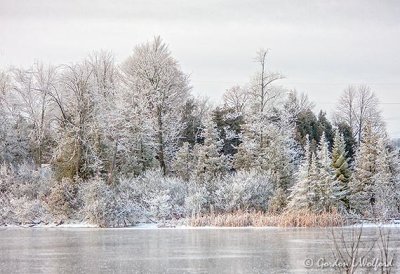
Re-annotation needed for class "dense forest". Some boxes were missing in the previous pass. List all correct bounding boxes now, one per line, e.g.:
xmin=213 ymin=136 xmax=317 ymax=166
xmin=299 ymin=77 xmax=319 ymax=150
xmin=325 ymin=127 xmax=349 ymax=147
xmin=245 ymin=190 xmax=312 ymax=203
xmin=0 ymin=37 xmax=399 ymax=227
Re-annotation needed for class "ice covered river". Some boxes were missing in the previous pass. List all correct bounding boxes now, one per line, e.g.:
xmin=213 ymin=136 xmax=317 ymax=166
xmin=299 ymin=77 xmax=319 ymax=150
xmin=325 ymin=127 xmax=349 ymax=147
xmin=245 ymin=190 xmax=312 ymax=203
xmin=0 ymin=226 xmax=398 ymax=273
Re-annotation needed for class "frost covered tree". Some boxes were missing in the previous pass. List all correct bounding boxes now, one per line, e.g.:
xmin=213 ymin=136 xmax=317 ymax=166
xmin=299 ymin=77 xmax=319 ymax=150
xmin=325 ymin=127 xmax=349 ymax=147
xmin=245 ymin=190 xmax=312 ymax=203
xmin=288 ymin=134 xmax=341 ymax=213
xmin=50 ymin=53 xmax=122 ymax=180
xmin=314 ymin=133 xmax=341 ymax=212
xmin=236 ymin=106 xmax=298 ymax=190
xmin=212 ymin=106 xmax=244 ymax=157
xmin=51 ymin=61 xmax=97 ymax=179
xmin=0 ymin=72 xmax=17 ymax=164
xmin=283 ymin=90 xmax=315 ymax=123
xmin=121 ymin=36 xmax=191 ymax=175
xmin=116 ymin=94 xmax=157 ymax=176
xmin=349 ymin=123 xmax=380 ymax=216
xmin=287 ymin=137 xmax=313 ymax=211
xmin=223 ymin=85 xmax=249 ymax=113
xmin=247 ymin=49 xmax=284 ymax=148
xmin=235 ymin=106 xmax=298 ymax=193
xmin=331 ymin=129 xmax=352 ymax=206
xmin=8 ymin=64 xmax=57 ymax=168
xmin=234 ymin=49 xmax=285 ymax=172
xmin=372 ymin=138 xmax=400 ymax=219
xmin=347 ymin=122 xmax=398 ymax=219
xmin=261 ymin=112 xmax=298 ymax=191
xmin=249 ymin=49 xmax=284 ymax=117
xmin=234 ymin=122 xmax=260 ymax=171
xmin=180 ymin=96 xmax=210 ymax=146
xmin=233 ymin=50 xmax=297 ymax=191
xmin=334 ymin=85 xmax=384 ymax=145
xmin=172 ymin=142 xmax=195 ymax=181
xmin=86 ymin=51 xmax=121 ymax=181
xmin=195 ymin=118 xmax=230 ymax=182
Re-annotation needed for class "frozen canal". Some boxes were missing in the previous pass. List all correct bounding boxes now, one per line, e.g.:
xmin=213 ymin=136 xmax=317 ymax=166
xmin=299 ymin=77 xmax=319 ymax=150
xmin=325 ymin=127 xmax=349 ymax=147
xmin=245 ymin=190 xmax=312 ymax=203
xmin=0 ymin=227 xmax=398 ymax=273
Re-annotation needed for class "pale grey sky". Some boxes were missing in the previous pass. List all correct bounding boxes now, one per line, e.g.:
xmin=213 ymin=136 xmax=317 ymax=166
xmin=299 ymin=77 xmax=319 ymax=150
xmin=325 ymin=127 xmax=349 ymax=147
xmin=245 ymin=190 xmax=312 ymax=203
xmin=1 ymin=0 xmax=400 ymax=137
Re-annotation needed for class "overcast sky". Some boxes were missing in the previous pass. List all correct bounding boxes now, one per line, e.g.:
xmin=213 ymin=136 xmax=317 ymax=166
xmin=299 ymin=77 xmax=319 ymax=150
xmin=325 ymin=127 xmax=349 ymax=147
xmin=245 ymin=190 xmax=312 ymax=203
xmin=1 ymin=0 xmax=399 ymax=137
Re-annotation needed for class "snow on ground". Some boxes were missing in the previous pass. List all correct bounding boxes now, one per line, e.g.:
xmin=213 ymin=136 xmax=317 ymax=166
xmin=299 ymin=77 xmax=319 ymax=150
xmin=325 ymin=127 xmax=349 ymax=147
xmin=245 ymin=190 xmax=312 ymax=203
xmin=348 ymin=221 xmax=400 ymax=228
xmin=1 ymin=222 xmax=97 ymax=229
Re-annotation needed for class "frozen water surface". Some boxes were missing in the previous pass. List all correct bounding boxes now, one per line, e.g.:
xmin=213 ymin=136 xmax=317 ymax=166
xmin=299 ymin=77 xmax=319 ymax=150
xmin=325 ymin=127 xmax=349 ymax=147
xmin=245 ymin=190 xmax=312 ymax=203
xmin=0 ymin=227 xmax=398 ymax=273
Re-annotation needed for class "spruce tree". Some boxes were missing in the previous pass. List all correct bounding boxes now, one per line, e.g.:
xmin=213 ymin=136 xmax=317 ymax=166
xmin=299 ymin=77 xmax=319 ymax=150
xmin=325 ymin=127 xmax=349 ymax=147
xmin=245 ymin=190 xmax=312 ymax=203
xmin=349 ymin=124 xmax=379 ymax=217
xmin=372 ymin=138 xmax=399 ymax=219
xmin=287 ymin=136 xmax=312 ymax=211
xmin=195 ymin=118 xmax=230 ymax=182
xmin=331 ymin=129 xmax=352 ymax=206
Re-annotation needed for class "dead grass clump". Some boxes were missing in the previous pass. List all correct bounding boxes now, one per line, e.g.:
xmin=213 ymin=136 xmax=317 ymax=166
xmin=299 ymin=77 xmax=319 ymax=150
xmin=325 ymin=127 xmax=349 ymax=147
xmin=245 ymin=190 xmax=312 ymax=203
xmin=189 ymin=210 xmax=345 ymax=227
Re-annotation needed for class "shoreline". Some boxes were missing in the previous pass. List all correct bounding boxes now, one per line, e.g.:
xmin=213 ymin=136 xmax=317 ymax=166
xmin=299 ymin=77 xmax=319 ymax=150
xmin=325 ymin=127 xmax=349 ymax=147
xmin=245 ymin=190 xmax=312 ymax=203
xmin=2 ymin=221 xmax=400 ymax=229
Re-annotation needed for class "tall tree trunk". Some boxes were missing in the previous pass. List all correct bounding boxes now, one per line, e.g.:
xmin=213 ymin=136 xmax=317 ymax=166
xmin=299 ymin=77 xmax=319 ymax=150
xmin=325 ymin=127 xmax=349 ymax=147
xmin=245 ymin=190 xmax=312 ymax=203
xmin=157 ymin=108 xmax=166 ymax=175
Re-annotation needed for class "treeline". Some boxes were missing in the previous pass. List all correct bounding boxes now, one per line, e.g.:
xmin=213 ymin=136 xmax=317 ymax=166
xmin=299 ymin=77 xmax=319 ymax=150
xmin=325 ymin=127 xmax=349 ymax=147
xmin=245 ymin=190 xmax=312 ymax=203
xmin=0 ymin=37 xmax=399 ymax=226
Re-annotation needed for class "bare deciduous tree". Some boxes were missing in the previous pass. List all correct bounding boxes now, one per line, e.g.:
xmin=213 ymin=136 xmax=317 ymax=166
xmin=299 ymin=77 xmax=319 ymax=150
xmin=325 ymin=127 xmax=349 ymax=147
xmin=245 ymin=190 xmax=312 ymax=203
xmin=10 ymin=63 xmax=57 ymax=168
xmin=334 ymin=85 xmax=384 ymax=145
xmin=249 ymin=49 xmax=284 ymax=115
xmin=223 ymin=85 xmax=249 ymax=113
xmin=330 ymin=226 xmax=376 ymax=274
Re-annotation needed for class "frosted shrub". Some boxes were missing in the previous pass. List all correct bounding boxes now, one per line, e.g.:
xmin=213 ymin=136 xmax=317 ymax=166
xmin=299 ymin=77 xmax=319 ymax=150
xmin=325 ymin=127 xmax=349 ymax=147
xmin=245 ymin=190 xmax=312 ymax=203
xmin=164 ymin=177 xmax=187 ymax=218
xmin=10 ymin=197 xmax=45 ymax=224
xmin=0 ymin=165 xmax=12 ymax=224
xmin=44 ymin=178 xmax=81 ymax=219
xmin=81 ymin=179 xmax=119 ymax=227
xmin=10 ymin=163 xmax=42 ymax=200
xmin=138 ymin=170 xmax=187 ymax=220
xmin=185 ymin=183 xmax=208 ymax=216
xmin=0 ymin=163 xmax=51 ymax=224
xmin=81 ymin=179 xmax=141 ymax=227
xmin=147 ymin=190 xmax=172 ymax=220
xmin=213 ymin=170 xmax=274 ymax=213
xmin=268 ymin=188 xmax=288 ymax=213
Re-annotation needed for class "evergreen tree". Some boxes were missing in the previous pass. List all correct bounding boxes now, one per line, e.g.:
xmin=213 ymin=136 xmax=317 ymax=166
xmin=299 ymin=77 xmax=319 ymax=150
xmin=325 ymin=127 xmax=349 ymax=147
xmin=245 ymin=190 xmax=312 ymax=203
xmin=260 ymin=114 xmax=297 ymax=191
xmin=314 ymin=133 xmax=341 ymax=212
xmin=294 ymin=109 xmax=319 ymax=149
xmin=234 ymin=121 xmax=260 ymax=171
xmin=212 ymin=107 xmax=244 ymax=157
xmin=195 ymin=118 xmax=230 ymax=182
xmin=235 ymin=108 xmax=298 ymax=192
xmin=331 ymin=129 xmax=352 ymax=206
xmin=172 ymin=142 xmax=194 ymax=181
xmin=316 ymin=111 xmax=334 ymax=147
xmin=372 ymin=138 xmax=400 ymax=219
xmin=337 ymin=122 xmax=357 ymax=161
xmin=349 ymin=124 xmax=380 ymax=217
xmin=287 ymin=137 xmax=313 ymax=211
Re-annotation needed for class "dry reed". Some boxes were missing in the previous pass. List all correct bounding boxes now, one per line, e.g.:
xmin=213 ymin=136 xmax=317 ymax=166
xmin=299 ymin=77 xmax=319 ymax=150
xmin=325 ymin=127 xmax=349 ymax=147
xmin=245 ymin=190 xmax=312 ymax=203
xmin=189 ymin=210 xmax=345 ymax=227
